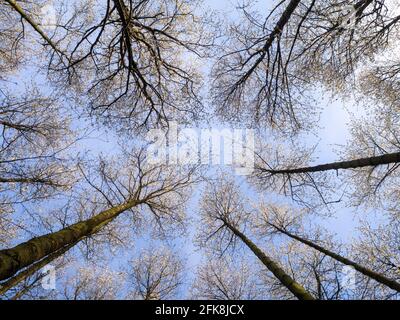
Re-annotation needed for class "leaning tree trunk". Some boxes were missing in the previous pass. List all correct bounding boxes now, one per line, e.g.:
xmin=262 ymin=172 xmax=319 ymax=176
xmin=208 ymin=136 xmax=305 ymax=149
xmin=269 ymin=224 xmax=400 ymax=293
xmin=4 ymin=0 xmax=60 ymax=53
xmin=261 ymin=152 xmax=400 ymax=175
xmin=235 ymin=0 xmax=301 ymax=84
xmin=10 ymin=273 xmax=45 ymax=300
xmin=0 ymin=177 xmax=60 ymax=186
xmin=0 ymin=241 xmax=73 ymax=295
xmin=0 ymin=199 xmax=139 ymax=281
xmin=261 ymin=0 xmax=301 ymax=52
xmin=224 ymin=221 xmax=315 ymax=300
xmin=0 ymin=224 xmax=107 ymax=295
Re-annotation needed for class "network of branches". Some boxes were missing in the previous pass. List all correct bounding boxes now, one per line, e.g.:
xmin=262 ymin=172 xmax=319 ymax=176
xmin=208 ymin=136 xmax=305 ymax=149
xmin=0 ymin=0 xmax=400 ymax=300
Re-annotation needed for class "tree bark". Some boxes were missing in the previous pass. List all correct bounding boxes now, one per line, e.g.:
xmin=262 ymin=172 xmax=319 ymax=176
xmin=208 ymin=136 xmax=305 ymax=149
xmin=236 ymin=0 xmax=301 ymax=83
xmin=269 ymin=224 xmax=400 ymax=293
xmin=0 ymin=177 xmax=61 ymax=186
xmin=0 ymin=241 xmax=73 ymax=295
xmin=4 ymin=0 xmax=60 ymax=53
xmin=261 ymin=152 xmax=400 ymax=175
xmin=262 ymin=0 xmax=301 ymax=51
xmin=354 ymin=0 xmax=373 ymax=16
xmin=0 ymin=199 xmax=139 ymax=281
xmin=225 ymin=221 xmax=315 ymax=300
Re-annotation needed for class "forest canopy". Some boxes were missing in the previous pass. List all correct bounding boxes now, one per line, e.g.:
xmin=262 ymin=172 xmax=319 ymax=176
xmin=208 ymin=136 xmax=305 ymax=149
xmin=0 ymin=0 xmax=400 ymax=301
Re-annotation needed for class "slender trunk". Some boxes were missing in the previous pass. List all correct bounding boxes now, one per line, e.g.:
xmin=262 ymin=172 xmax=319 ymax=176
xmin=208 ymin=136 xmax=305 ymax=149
xmin=0 ymin=120 xmax=39 ymax=132
xmin=0 ymin=199 xmax=139 ymax=281
xmin=225 ymin=221 xmax=315 ymax=300
xmin=0 ymin=240 xmax=76 ymax=295
xmin=269 ymin=224 xmax=400 ymax=293
xmin=261 ymin=152 xmax=400 ymax=175
xmin=354 ymin=0 xmax=373 ymax=15
xmin=236 ymin=0 xmax=301 ymax=84
xmin=262 ymin=0 xmax=301 ymax=51
xmin=10 ymin=273 xmax=44 ymax=300
xmin=4 ymin=0 xmax=60 ymax=53
xmin=0 ymin=177 xmax=60 ymax=186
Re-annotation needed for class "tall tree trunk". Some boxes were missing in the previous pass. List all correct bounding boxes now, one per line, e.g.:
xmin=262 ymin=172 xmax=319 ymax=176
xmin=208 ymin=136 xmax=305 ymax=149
xmin=354 ymin=0 xmax=373 ymax=15
xmin=0 ymin=242 xmax=71 ymax=296
xmin=261 ymin=152 xmax=400 ymax=175
xmin=268 ymin=223 xmax=400 ymax=292
xmin=224 ymin=221 xmax=315 ymax=300
xmin=262 ymin=0 xmax=301 ymax=51
xmin=0 ymin=199 xmax=139 ymax=281
xmin=10 ymin=273 xmax=45 ymax=300
xmin=0 ymin=177 xmax=60 ymax=186
xmin=236 ymin=0 xmax=301 ymax=84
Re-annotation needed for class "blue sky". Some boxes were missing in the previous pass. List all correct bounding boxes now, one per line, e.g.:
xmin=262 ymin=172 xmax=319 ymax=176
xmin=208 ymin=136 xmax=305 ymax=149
xmin=1 ymin=0 xmax=376 ymax=299
xmin=72 ymin=0 xmax=362 ymax=295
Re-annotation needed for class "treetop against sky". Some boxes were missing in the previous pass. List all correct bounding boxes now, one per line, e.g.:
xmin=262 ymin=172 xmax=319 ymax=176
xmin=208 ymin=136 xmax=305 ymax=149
xmin=0 ymin=0 xmax=400 ymax=300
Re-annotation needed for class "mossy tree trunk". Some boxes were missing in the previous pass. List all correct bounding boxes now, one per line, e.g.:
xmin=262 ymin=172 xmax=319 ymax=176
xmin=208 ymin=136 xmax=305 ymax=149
xmin=224 ymin=221 xmax=315 ymax=300
xmin=268 ymin=223 xmax=400 ymax=293
xmin=0 ymin=241 xmax=75 ymax=296
xmin=0 ymin=199 xmax=139 ymax=281
xmin=261 ymin=152 xmax=400 ymax=175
